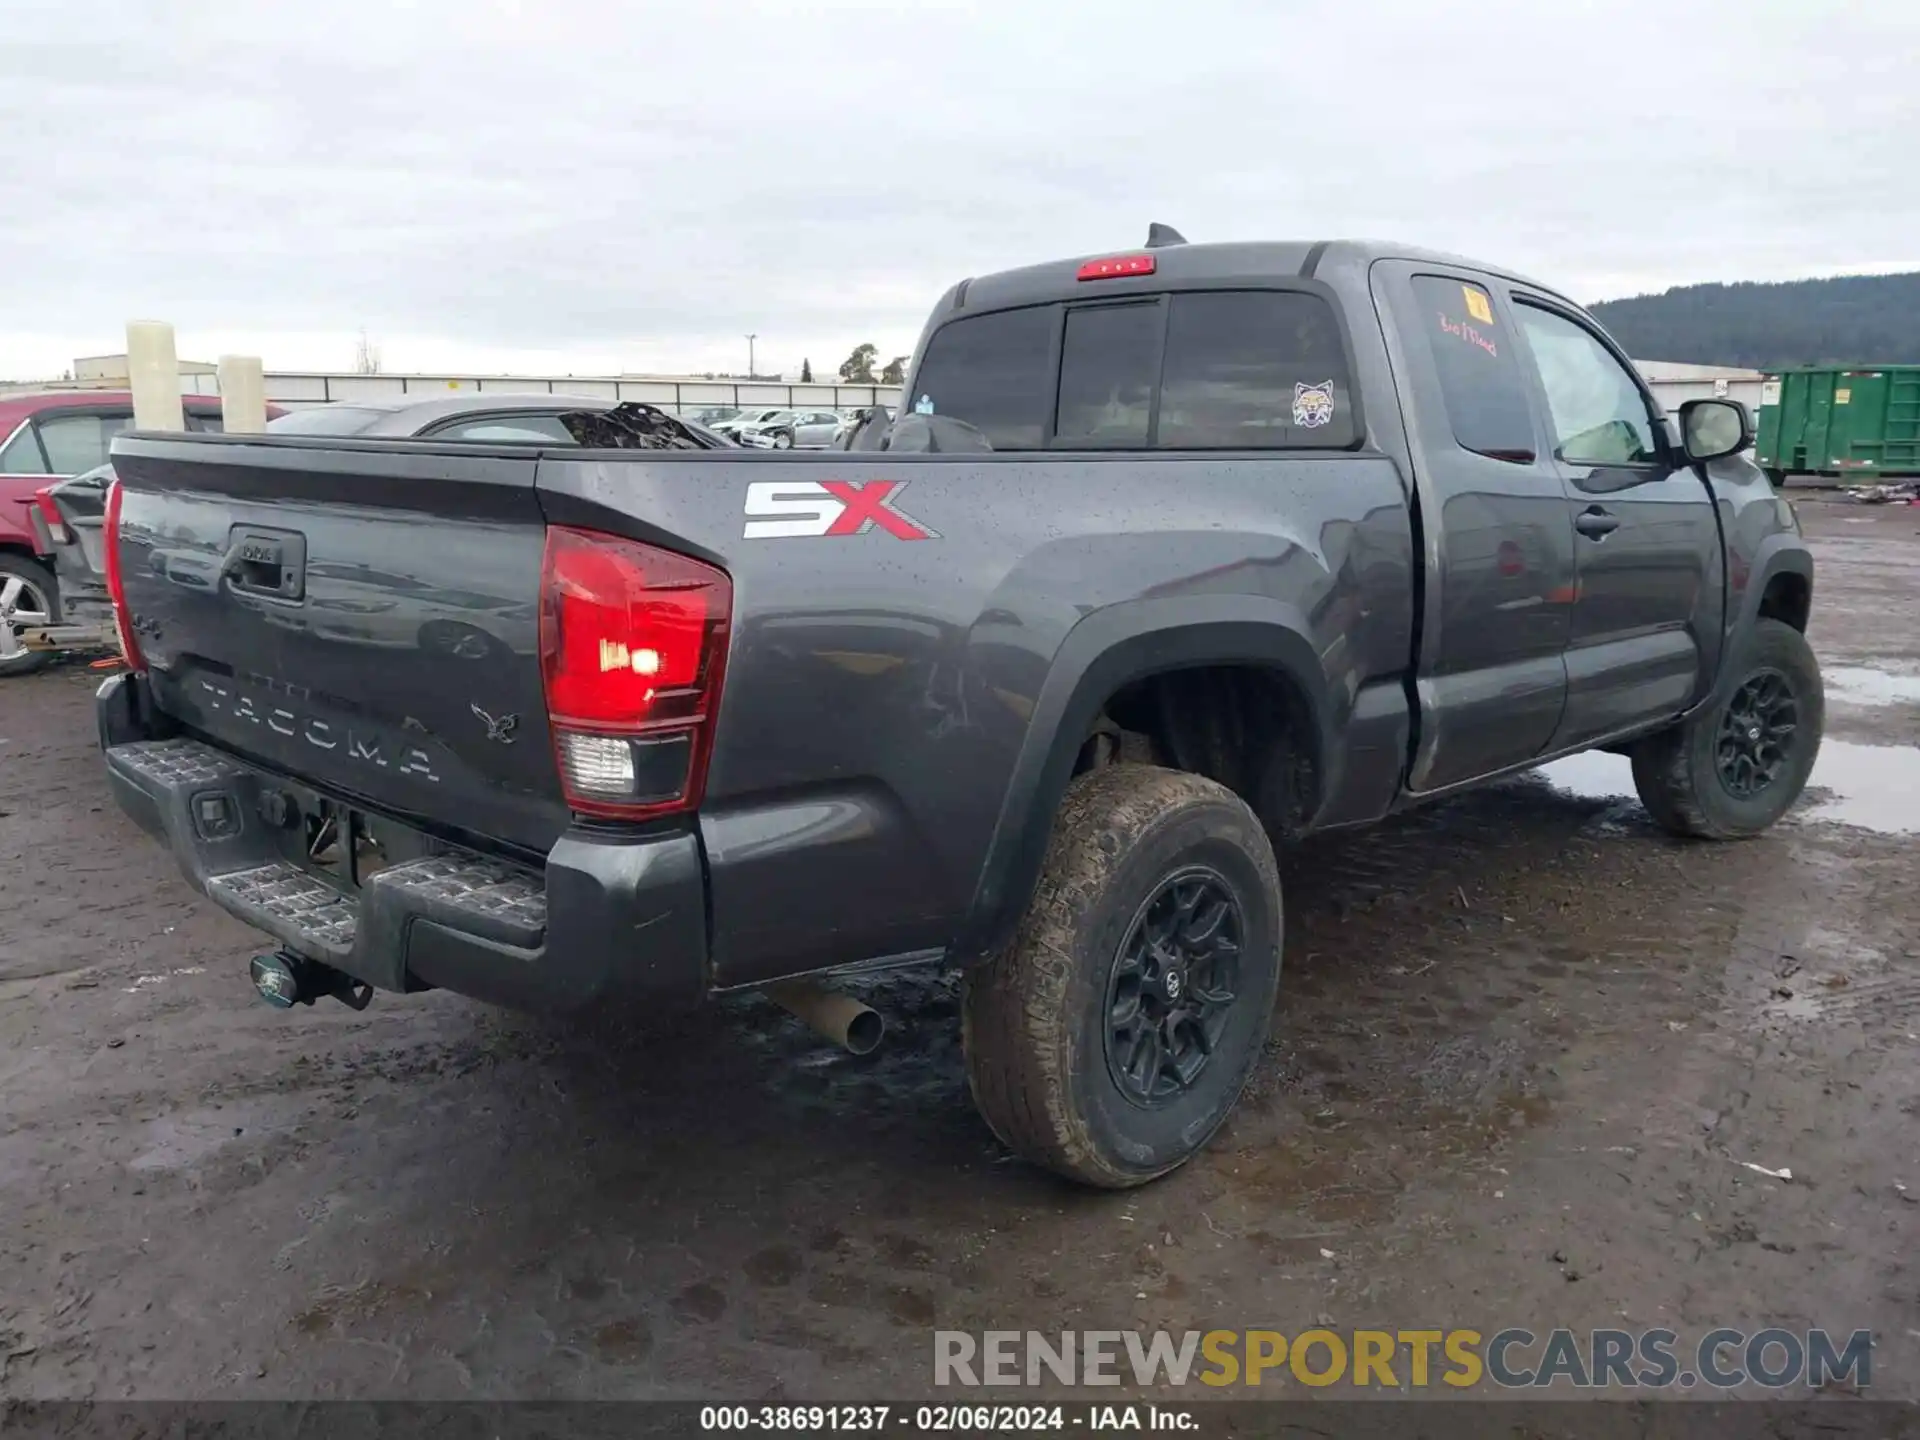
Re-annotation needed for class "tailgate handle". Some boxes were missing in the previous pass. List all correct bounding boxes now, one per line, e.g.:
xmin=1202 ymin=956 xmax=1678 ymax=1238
xmin=221 ymin=527 xmax=306 ymax=601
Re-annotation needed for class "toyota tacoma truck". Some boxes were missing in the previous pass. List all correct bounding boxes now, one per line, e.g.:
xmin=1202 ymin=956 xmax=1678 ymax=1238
xmin=94 ymin=233 xmax=1820 ymax=1188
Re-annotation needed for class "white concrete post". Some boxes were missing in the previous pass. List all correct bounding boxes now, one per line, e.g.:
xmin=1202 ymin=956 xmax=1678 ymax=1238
xmin=217 ymin=355 xmax=267 ymax=433
xmin=126 ymin=321 xmax=184 ymax=431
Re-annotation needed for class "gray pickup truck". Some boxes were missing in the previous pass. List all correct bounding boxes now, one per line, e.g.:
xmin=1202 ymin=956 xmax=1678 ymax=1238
xmin=95 ymin=232 xmax=1819 ymax=1187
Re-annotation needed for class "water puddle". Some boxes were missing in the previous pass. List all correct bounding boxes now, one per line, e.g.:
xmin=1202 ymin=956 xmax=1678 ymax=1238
xmin=1530 ymin=740 xmax=1920 ymax=837
xmin=1824 ymin=666 xmax=1920 ymax=707
xmin=1795 ymin=742 xmax=1920 ymax=835
xmin=1767 ymin=991 xmax=1828 ymax=1022
xmin=1528 ymin=751 xmax=1636 ymax=803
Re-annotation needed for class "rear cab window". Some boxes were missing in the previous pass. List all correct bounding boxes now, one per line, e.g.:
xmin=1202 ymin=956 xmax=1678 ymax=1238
xmin=1158 ymin=291 xmax=1353 ymax=447
xmin=1055 ymin=304 xmax=1158 ymax=445
xmin=907 ymin=305 xmax=1054 ymax=449
xmin=910 ymin=286 xmax=1358 ymax=451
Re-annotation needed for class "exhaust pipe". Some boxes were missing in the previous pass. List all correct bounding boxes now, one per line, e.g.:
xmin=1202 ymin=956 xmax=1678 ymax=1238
xmin=767 ymin=980 xmax=885 ymax=1056
xmin=249 ymin=950 xmax=374 ymax=1011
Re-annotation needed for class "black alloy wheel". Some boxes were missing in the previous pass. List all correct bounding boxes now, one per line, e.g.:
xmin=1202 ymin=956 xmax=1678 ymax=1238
xmin=1715 ymin=669 xmax=1799 ymax=799
xmin=1104 ymin=867 xmax=1243 ymax=1106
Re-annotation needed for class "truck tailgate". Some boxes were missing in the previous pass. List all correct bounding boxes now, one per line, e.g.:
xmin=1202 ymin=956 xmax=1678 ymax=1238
xmin=108 ymin=436 xmax=569 ymax=854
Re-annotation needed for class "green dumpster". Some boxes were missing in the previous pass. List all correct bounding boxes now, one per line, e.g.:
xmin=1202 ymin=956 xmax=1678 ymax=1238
xmin=1755 ymin=365 xmax=1920 ymax=482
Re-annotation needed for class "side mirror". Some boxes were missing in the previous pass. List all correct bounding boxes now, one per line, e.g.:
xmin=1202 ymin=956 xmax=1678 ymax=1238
xmin=1679 ymin=398 xmax=1753 ymax=463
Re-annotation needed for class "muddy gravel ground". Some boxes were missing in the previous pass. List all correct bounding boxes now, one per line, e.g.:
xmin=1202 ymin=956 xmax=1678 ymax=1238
xmin=2 ymin=499 xmax=1918 ymax=1405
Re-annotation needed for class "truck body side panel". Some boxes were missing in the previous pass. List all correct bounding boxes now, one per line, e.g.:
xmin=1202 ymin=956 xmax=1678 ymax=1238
xmin=533 ymin=449 xmax=1414 ymax=984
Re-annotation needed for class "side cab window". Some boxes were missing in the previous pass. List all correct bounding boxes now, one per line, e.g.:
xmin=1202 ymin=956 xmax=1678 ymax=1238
xmin=1511 ymin=302 xmax=1661 ymax=467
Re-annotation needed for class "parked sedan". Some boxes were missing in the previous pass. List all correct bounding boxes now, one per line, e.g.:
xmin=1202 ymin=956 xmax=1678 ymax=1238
xmin=1 ymin=392 xmax=262 ymax=675
xmin=740 ymin=409 xmax=847 ymax=449
xmin=708 ymin=407 xmax=791 ymax=442
xmin=264 ymin=392 xmax=727 ymax=446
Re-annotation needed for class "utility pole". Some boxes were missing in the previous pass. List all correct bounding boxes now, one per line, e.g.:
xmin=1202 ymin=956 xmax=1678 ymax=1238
xmin=745 ymin=333 xmax=757 ymax=379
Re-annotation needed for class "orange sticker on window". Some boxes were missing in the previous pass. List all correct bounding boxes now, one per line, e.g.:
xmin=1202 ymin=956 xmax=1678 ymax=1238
xmin=1463 ymin=286 xmax=1494 ymax=325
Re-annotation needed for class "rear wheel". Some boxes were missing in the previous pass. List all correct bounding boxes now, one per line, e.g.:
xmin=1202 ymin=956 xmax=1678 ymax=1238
xmin=1631 ymin=619 xmax=1823 ymax=838
xmin=0 ymin=555 xmax=58 ymax=677
xmin=962 ymin=765 xmax=1282 ymax=1188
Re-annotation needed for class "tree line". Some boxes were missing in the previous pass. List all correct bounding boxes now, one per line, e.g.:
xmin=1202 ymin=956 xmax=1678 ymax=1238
xmin=1589 ymin=271 xmax=1920 ymax=370
xmin=797 ymin=345 xmax=909 ymax=386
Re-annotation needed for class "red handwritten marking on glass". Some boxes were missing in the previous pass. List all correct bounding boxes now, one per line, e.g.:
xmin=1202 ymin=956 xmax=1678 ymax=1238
xmin=1437 ymin=311 xmax=1498 ymax=359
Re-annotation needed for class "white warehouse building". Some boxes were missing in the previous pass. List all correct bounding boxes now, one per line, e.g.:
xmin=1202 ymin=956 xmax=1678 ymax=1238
xmin=1633 ymin=360 xmax=1770 ymax=416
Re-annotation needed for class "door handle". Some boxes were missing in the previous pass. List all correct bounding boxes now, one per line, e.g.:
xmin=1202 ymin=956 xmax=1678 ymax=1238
xmin=1574 ymin=507 xmax=1620 ymax=539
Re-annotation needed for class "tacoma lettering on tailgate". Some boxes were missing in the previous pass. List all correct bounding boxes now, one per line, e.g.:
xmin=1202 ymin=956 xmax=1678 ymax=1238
xmin=195 ymin=679 xmax=440 ymax=781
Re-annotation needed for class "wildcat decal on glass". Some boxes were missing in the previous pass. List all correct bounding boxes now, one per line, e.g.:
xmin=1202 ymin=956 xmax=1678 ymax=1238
xmin=1293 ymin=380 xmax=1336 ymax=429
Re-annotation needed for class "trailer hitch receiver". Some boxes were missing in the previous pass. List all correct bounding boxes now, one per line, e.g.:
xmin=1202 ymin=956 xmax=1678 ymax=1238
xmin=249 ymin=950 xmax=374 ymax=1011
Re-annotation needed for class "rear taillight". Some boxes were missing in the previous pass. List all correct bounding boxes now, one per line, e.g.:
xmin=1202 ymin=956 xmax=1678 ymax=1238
xmin=102 ymin=480 xmax=145 ymax=671
xmin=32 ymin=488 xmax=69 ymax=543
xmin=538 ymin=526 xmax=731 ymax=820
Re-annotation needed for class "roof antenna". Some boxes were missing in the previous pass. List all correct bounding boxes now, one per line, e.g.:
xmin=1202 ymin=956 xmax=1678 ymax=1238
xmin=1145 ymin=222 xmax=1187 ymax=248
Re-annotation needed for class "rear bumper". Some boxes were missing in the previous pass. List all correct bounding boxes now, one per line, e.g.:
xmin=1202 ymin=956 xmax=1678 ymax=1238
xmin=96 ymin=673 xmax=709 ymax=1014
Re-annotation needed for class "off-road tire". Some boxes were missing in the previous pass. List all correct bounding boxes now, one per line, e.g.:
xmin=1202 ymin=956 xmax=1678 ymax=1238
xmin=962 ymin=765 xmax=1282 ymax=1188
xmin=1631 ymin=618 xmax=1823 ymax=839
xmin=0 ymin=554 xmax=59 ymax=677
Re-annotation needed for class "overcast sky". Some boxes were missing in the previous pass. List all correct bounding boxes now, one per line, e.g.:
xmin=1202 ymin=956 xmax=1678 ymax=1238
xmin=2 ymin=0 xmax=1915 ymax=381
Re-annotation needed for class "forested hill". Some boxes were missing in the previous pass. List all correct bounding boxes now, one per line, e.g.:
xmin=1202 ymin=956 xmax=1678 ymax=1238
xmin=1588 ymin=272 xmax=1920 ymax=370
